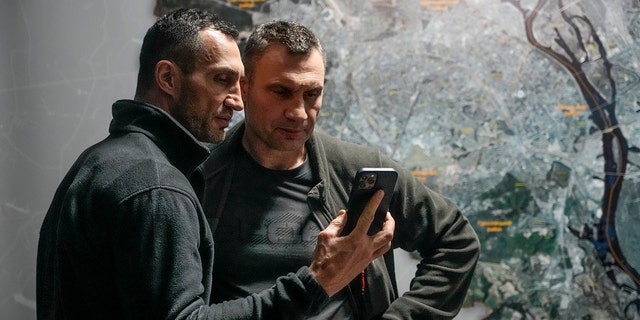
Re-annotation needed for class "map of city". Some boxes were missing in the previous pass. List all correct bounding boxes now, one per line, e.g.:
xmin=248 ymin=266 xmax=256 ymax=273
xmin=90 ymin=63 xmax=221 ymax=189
xmin=156 ymin=0 xmax=640 ymax=318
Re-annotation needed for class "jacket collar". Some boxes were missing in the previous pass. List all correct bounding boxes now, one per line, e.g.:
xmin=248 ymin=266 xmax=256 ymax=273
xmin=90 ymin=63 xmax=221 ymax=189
xmin=201 ymin=120 xmax=335 ymax=179
xmin=199 ymin=120 xmax=339 ymax=226
xmin=200 ymin=120 xmax=245 ymax=179
xmin=109 ymin=99 xmax=210 ymax=175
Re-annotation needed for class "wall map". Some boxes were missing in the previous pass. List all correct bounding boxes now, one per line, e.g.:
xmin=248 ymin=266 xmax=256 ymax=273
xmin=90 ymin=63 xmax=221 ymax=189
xmin=154 ymin=0 xmax=640 ymax=318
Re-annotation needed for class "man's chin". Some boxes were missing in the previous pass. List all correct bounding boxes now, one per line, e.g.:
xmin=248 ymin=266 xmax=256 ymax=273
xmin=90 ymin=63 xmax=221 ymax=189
xmin=208 ymin=136 xmax=225 ymax=144
xmin=196 ymin=131 xmax=226 ymax=145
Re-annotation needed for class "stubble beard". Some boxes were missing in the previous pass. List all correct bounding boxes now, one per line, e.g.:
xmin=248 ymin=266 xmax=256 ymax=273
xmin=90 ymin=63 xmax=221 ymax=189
xmin=173 ymin=93 xmax=225 ymax=144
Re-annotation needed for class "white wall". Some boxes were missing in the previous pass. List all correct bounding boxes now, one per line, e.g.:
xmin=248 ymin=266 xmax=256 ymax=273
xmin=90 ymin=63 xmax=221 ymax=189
xmin=1 ymin=1 xmax=155 ymax=318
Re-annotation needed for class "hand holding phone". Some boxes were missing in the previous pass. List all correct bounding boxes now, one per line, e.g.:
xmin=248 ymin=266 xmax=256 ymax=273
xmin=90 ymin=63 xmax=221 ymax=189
xmin=309 ymin=189 xmax=395 ymax=296
xmin=340 ymin=168 xmax=398 ymax=236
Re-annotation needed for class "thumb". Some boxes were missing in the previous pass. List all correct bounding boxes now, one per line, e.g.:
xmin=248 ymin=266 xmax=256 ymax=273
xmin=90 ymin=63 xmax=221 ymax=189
xmin=324 ymin=209 xmax=347 ymax=235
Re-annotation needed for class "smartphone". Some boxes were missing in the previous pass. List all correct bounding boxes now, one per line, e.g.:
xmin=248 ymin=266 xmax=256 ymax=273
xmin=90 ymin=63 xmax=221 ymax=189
xmin=340 ymin=168 xmax=398 ymax=236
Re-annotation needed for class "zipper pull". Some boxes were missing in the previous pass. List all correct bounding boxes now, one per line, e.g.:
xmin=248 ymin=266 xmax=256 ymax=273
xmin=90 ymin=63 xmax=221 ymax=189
xmin=361 ymin=269 xmax=365 ymax=296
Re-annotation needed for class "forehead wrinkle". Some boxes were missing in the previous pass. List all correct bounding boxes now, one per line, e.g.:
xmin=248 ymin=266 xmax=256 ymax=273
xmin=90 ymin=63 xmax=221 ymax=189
xmin=197 ymin=29 xmax=228 ymax=65
xmin=194 ymin=29 xmax=244 ymax=80
xmin=256 ymin=44 xmax=324 ymax=87
xmin=200 ymin=46 xmax=221 ymax=65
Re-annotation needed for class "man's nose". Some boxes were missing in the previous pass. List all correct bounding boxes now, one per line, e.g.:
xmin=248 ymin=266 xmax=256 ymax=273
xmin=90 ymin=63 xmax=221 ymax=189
xmin=284 ymin=96 xmax=307 ymax=120
xmin=225 ymin=84 xmax=244 ymax=111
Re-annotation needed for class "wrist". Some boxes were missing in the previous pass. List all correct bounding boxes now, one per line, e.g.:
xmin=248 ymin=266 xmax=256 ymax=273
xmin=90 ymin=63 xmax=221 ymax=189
xmin=308 ymin=262 xmax=337 ymax=297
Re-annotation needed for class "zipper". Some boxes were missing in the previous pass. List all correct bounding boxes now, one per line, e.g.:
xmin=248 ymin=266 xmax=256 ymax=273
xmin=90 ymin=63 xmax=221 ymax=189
xmin=307 ymin=184 xmax=366 ymax=319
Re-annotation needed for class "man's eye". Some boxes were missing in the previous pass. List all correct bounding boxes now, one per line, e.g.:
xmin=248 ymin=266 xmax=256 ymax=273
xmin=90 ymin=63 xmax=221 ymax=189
xmin=305 ymin=90 xmax=322 ymax=98
xmin=216 ymin=75 xmax=230 ymax=84
xmin=274 ymin=89 xmax=291 ymax=96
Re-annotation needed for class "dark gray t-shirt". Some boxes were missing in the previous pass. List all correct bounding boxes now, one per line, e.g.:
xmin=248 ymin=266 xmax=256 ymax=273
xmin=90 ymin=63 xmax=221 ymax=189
xmin=211 ymin=147 xmax=352 ymax=318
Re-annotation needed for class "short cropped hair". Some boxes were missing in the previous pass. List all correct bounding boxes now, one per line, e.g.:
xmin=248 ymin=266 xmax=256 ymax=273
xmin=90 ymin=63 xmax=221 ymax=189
xmin=242 ymin=20 xmax=325 ymax=82
xmin=136 ymin=8 xmax=239 ymax=94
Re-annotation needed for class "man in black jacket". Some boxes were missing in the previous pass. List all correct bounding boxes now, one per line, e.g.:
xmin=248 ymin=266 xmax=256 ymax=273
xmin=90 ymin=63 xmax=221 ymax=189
xmin=201 ymin=21 xmax=480 ymax=319
xmin=36 ymin=9 xmax=394 ymax=319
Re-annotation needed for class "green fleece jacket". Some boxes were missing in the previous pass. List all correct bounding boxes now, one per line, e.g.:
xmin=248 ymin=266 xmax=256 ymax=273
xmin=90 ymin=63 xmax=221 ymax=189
xmin=201 ymin=122 xmax=480 ymax=320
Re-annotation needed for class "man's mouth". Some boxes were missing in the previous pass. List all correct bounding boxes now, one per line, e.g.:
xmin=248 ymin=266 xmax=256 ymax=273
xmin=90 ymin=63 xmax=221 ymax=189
xmin=278 ymin=127 xmax=306 ymax=138
xmin=215 ymin=114 xmax=233 ymax=127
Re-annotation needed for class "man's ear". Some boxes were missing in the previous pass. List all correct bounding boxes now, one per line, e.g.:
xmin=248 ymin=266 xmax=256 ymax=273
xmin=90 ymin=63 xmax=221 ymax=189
xmin=155 ymin=60 xmax=180 ymax=98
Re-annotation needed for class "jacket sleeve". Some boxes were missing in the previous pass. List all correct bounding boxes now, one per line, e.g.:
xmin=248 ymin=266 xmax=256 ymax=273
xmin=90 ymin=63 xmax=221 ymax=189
xmin=113 ymin=187 xmax=329 ymax=320
xmin=382 ymin=163 xmax=480 ymax=320
xmin=189 ymin=266 xmax=329 ymax=320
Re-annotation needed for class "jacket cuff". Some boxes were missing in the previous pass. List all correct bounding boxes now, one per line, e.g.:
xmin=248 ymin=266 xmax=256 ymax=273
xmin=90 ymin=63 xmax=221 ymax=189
xmin=295 ymin=266 xmax=330 ymax=310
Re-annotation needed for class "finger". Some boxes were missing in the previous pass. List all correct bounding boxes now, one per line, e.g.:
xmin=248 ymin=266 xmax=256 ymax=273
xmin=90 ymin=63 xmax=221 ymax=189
xmin=372 ymin=239 xmax=393 ymax=258
xmin=370 ymin=213 xmax=394 ymax=251
xmin=380 ymin=212 xmax=395 ymax=237
xmin=372 ymin=212 xmax=395 ymax=246
xmin=350 ymin=190 xmax=384 ymax=236
xmin=323 ymin=209 xmax=347 ymax=236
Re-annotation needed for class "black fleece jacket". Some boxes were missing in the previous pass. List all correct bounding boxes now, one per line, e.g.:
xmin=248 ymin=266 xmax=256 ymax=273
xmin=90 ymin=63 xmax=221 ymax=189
xmin=36 ymin=100 xmax=328 ymax=320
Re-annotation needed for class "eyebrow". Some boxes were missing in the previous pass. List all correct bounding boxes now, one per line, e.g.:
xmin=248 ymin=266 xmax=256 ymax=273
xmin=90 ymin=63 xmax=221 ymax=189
xmin=266 ymin=81 xmax=323 ymax=91
xmin=214 ymin=66 xmax=241 ymax=76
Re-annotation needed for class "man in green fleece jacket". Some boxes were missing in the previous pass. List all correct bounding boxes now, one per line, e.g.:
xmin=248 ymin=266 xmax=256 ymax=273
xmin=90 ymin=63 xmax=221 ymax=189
xmin=200 ymin=21 xmax=480 ymax=319
xmin=36 ymin=9 xmax=394 ymax=320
